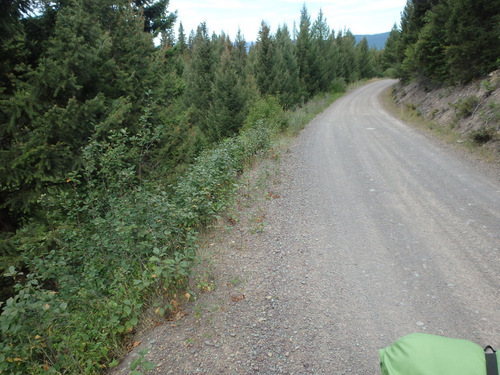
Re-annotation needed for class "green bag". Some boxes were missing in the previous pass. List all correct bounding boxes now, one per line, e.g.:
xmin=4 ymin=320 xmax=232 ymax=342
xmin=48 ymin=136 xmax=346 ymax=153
xmin=380 ymin=333 xmax=499 ymax=375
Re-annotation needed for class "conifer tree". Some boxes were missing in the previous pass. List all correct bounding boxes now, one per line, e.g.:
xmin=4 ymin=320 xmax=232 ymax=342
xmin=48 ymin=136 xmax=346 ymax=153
xmin=296 ymin=5 xmax=312 ymax=97
xmin=310 ymin=9 xmax=330 ymax=93
xmin=177 ymin=22 xmax=188 ymax=54
xmin=272 ymin=25 xmax=302 ymax=108
xmin=0 ymin=0 xmax=173 ymax=222
xmin=183 ymin=22 xmax=217 ymax=143
xmin=253 ymin=21 xmax=275 ymax=96
xmin=133 ymin=0 xmax=176 ymax=37
xmin=208 ymin=39 xmax=249 ymax=140
xmin=356 ymin=37 xmax=374 ymax=79
xmin=234 ymin=29 xmax=248 ymax=77
xmin=398 ymin=0 xmax=438 ymax=58
xmin=381 ymin=24 xmax=402 ymax=75
xmin=444 ymin=0 xmax=500 ymax=82
xmin=390 ymin=0 xmax=500 ymax=83
xmin=337 ymin=30 xmax=358 ymax=83
xmin=324 ymin=31 xmax=342 ymax=88
xmin=408 ymin=0 xmax=450 ymax=81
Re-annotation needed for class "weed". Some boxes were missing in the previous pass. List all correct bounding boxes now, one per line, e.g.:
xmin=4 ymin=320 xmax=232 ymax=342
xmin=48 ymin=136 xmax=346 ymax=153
xmin=129 ymin=348 xmax=156 ymax=375
xmin=482 ymin=79 xmax=495 ymax=91
xmin=227 ymin=275 xmax=242 ymax=287
xmin=453 ymin=95 xmax=480 ymax=118
xmin=488 ymin=101 xmax=500 ymax=123
xmin=470 ymin=128 xmax=495 ymax=144
xmin=405 ymin=102 xmax=417 ymax=111
xmin=193 ymin=305 xmax=202 ymax=318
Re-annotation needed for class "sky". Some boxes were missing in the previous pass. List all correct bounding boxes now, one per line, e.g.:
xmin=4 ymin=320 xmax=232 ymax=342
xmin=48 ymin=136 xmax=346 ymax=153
xmin=168 ymin=0 xmax=407 ymax=41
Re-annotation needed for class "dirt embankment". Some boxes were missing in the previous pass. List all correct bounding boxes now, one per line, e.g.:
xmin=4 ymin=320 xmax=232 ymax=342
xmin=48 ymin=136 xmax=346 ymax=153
xmin=393 ymin=71 xmax=500 ymax=155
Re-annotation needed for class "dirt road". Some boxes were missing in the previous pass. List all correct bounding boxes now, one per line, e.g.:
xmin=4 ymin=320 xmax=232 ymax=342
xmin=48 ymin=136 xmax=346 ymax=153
xmin=112 ymin=80 xmax=500 ymax=374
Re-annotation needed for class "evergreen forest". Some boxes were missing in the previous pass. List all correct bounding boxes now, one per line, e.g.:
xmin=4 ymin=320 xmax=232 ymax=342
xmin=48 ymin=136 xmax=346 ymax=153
xmin=382 ymin=0 xmax=500 ymax=84
xmin=0 ymin=0 xmax=382 ymax=373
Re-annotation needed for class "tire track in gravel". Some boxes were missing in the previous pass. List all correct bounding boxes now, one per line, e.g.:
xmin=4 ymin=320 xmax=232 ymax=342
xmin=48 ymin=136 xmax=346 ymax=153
xmin=262 ymin=79 xmax=500 ymax=374
xmin=110 ymin=80 xmax=499 ymax=375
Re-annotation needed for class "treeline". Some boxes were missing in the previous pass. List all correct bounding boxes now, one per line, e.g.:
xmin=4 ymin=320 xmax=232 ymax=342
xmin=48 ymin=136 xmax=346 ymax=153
xmin=0 ymin=0 xmax=381 ymax=373
xmin=382 ymin=0 xmax=500 ymax=83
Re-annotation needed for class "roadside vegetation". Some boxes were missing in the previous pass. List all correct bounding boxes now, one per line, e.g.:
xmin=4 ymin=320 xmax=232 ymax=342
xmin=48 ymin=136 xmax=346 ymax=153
xmin=0 ymin=1 xmax=381 ymax=373
xmin=382 ymin=0 xmax=500 ymax=157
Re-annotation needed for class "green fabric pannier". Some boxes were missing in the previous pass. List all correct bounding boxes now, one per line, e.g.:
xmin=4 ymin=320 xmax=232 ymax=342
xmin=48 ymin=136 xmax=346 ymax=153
xmin=380 ymin=333 xmax=499 ymax=375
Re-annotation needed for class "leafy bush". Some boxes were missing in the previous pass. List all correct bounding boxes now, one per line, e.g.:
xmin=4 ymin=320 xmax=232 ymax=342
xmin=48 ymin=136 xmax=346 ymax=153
xmin=243 ymin=96 xmax=287 ymax=132
xmin=329 ymin=78 xmax=347 ymax=94
xmin=0 ymin=89 xmax=280 ymax=374
xmin=1 ymin=120 xmax=197 ymax=373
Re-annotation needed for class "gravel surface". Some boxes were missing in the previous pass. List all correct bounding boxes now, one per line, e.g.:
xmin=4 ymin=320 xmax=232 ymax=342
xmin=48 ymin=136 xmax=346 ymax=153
xmin=110 ymin=80 xmax=500 ymax=375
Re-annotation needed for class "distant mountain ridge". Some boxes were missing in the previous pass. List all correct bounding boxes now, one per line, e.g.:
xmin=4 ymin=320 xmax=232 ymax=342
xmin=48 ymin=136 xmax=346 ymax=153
xmin=354 ymin=32 xmax=390 ymax=50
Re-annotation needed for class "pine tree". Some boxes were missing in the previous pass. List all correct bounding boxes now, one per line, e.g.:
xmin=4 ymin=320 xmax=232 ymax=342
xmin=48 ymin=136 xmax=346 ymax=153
xmin=133 ymin=0 xmax=176 ymax=37
xmin=381 ymin=24 xmax=401 ymax=75
xmin=356 ymin=37 xmax=374 ymax=79
xmin=183 ymin=22 xmax=217 ymax=143
xmin=398 ymin=0 xmax=438 ymax=55
xmin=409 ymin=0 xmax=450 ymax=81
xmin=337 ymin=29 xmax=358 ymax=83
xmin=208 ymin=39 xmax=249 ymax=141
xmin=324 ymin=31 xmax=342 ymax=89
xmin=177 ymin=22 xmax=187 ymax=54
xmin=296 ymin=5 xmax=312 ymax=98
xmin=272 ymin=25 xmax=302 ymax=108
xmin=253 ymin=21 xmax=275 ymax=96
xmin=234 ymin=29 xmax=248 ymax=77
xmin=0 ymin=0 xmax=173 ymax=222
xmin=310 ymin=9 xmax=330 ymax=93
xmin=445 ymin=0 xmax=500 ymax=82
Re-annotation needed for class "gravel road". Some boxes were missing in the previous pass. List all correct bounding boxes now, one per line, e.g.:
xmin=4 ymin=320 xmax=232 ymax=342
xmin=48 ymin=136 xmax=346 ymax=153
xmin=111 ymin=79 xmax=500 ymax=374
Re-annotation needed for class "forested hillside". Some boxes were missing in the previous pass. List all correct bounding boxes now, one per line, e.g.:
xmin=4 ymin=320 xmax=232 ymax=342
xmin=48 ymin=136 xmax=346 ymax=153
xmin=354 ymin=32 xmax=390 ymax=50
xmin=382 ymin=0 xmax=500 ymax=83
xmin=0 ymin=1 xmax=382 ymax=373
xmin=382 ymin=0 xmax=500 ymax=152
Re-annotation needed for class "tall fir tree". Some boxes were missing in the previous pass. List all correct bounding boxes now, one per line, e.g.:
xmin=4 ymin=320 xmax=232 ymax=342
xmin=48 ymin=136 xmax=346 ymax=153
xmin=234 ymin=29 xmax=248 ymax=77
xmin=0 ymin=0 xmax=174 ymax=225
xmin=208 ymin=39 xmax=249 ymax=140
xmin=253 ymin=21 xmax=275 ymax=96
xmin=183 ymin=22 xmax=217 ymax=144
xmin=177 ymin=22 xmax=188 ymax=54
xmin=324 ymin=31 xmax=342 ymax=89
xmin=356 ymin=37 xmax=375 ymax=79
xmin=296 ymin=5 xmax=312 ymax=98
xmin=272 ymin=25 xmax=302 ymax=108
xmin=381 ymin=24 xmax=402 ymax=75
xmin=337 ymin=29 xmax=358 ymax=83
xmin=444 ymin=0 xmax=500 ymax=82
xmin=310 ymin=9 xmax=330 ymax=93
xmin=408 ymin=0 xmax=450 ymax=81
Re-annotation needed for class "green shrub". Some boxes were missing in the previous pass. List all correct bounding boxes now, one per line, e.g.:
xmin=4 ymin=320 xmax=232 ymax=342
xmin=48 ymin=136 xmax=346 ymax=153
xmin=454 ymin=95 xmax=479 ymax=118
xmin=0 ymin=90 xmax=279 ymax=373
xmin=489 ymin=101 xmax=500 ymax=123
xmin=243 ymin=96 xmax=287 ymax=132
xmin=0 ymin=122 xmax=197 ymax=373
xmin=470 ymin=128 xmax=495 ymax=144
xmin=329 ymin=78 xmax=347 ymax=93
xmin=481 ymin=79 xmax=494 ymax=91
